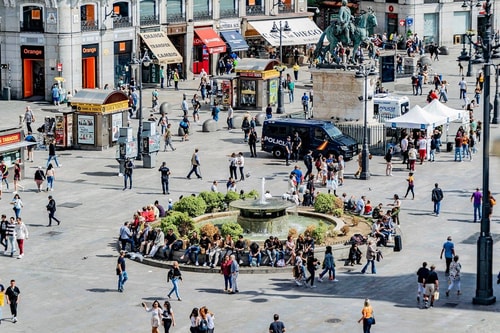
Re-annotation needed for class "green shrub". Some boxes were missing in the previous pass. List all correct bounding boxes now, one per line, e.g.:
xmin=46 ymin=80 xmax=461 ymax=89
xmin=160 ymin=211 xmax=194 ymax=237
xmin=246 ymin=190 xmax=259 ymax=200
xmin=225 ymin=191 xmax=240 ymax=204
xmin=173 ymin=196 xmax=207 ymax=217
xmin=199 ymin=191 xmax=225 ymax=213
xmin=314 ymin=193 xmax=336 ymax=213
xmin=159 ymin=220 xmax=180 ymax=237
xmin=332 ymin=208 xmax=343 ymax=217
xmin=220 ymin=221 xmax=244 ymax=239
xmin=311 ymin=221 xmax=327 ymax=244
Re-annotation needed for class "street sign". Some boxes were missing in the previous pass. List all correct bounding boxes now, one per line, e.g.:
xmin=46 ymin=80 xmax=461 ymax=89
xmin=57 ymin=63 xmax=63 ymax=71
xmin=399 ymin=19 xmax=405 ymax=27
xmin=406 ymin=17 xmax=414 ymax=26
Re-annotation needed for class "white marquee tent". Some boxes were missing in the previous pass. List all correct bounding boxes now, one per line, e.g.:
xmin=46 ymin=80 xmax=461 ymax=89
xmin=385 ymin=105 xmax=448 ymax=129
xmin=423 ymin=99 xmax=467 ymax=123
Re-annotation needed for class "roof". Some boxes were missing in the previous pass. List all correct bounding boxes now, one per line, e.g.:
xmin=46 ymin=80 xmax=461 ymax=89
xmin=264 ymin=118 xmax=334 ymax=126
xmin=235 ymin=58 xmax=280 ymax=72
xmin=71 ymin=89 xmax=128 ymax=105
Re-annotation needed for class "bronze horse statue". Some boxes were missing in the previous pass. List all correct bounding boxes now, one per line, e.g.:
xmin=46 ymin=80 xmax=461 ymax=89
xmin=314 ymin=10 xmax=378 ymax=64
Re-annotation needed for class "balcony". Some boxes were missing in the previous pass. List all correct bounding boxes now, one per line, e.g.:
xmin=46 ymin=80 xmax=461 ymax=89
xmin=246 ymin=5 xmax=264 ymax=16
xmin=140 ymin=15 xmax=159 ymax=26
xmin=20 ymin=21 xmax=44 ymax=33
xmin=220 ymin=8 xmax=238 ymax=18
xmin=278 ymin=4 xmax=294 ymax=13
xmin=193 ymin=10 xmax=212 ymax=21
xmin=167 ymin=13 xmax=186 ymax=23
xmin=81 ymin=20 xmax=99 ymax=32
xmin=113 ymin=16 xmax=132 ymax=29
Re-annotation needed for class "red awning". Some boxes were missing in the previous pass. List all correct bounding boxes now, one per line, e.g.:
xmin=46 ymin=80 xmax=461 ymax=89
xmin=194 ymin=28 xmax=227 ymax=54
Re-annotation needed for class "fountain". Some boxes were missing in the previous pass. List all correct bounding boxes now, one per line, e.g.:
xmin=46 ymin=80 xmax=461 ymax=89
xmin=229 ymin=178 xmax=295 ymax=234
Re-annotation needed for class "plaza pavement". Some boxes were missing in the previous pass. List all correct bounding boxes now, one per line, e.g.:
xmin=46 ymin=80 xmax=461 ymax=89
xmin=1 ymin=45 xmax=500 ymax=332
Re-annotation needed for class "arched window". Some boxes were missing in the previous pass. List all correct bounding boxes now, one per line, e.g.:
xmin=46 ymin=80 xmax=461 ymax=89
xmin=21 ymin=5 xmax=44 ymax=32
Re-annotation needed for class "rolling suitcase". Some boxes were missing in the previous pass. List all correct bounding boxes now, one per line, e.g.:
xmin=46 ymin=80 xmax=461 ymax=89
xmin=394 ymin=235 xmax=402 ymax=252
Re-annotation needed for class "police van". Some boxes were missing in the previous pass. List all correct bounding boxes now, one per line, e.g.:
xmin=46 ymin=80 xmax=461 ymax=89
xmin=261 ymin=119 xmax=359 ymax=160
xmin=373 ymin=94 xmax=410 ymax=121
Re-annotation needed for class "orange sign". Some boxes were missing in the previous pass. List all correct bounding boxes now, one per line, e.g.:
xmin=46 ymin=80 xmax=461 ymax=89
xmin=0 ymin=132 xmax=21 ymax=146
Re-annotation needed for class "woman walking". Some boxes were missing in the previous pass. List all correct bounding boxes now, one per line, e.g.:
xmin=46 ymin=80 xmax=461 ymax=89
xmin=10 ymin=194 xmax=23 ymax=219
xmin=13 ymin=160 xmax=22 ymax=193
xmin=46 ymin=163 xmax=55 ymax=191
xmin=15 ymin=217 xmax=28 ymax=259
xmin=34 ymin=166 xmax=45 ymax=192
xmin=318 ymin=245 xmax=337 ymax=282
xmin=167 ymin=261 xmax=182 ymax=301
xmin=358 ymin=298 xmax=375 ymax=333
xmin=361 ymin=240 xmax=377 ymax=274
xmin=142 ymin=300 xmax=163 ymax=333
xmin=404 ymin=172 xmax=415 ymax=199
xmin=200 ymin=306 xmax=215 ymax=333
xmin=228 ymin=153 xmax=238 ymax=180
xmin=384 ymin=147 xmax=393 ymax=176
xmin=189 ymin=308 xmax=200 ymax=333
xmin=161 ymin=301 xmax=175 ymax=333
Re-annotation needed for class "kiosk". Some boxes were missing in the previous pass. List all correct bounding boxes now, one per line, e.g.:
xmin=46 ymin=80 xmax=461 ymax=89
xmin=116 ymin=127 xmax=137 ymax=175
xmin=212 ymin=74 xmax=237 ymax=110
xmin=71 ymin=90 xmax=129 ymax=150
xmin=235 ymin=59 xmax=280 ymax=111
xmin=0 ymin=127 xmax=33 ymax=181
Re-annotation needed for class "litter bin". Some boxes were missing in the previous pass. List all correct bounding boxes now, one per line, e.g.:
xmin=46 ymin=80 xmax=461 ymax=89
xmin=447 ymin=142 xmax=453 ymax=152
xmin=3 ymin=87 xmax=11 ymax=101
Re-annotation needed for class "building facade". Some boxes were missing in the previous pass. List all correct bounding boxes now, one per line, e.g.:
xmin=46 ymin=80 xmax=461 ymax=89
xmin=0 ymin=0 xmax=314 ymax=101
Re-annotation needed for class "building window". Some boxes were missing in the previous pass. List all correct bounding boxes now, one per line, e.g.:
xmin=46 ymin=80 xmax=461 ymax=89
xmin=21 ymin=5 xmax=44 ymax=32
xmin=140 ymin=0 xmax=158 ymax=25
xmin=166 ymin=0 xmax=185 ymax=22
xmin=220 ymin=0 xmax=238 ymax=18
xmin=246 ymin=0 xmax=264 ymax=16
xmin=81 ymin=4 xmax=98 ymax=31
xmin=113 ymin=2 xmax=132 ymax=28
xmin=278 ymin=0 xmax=294 ymax=13
xmin=193 ymin=0 xmax=212 ymax=20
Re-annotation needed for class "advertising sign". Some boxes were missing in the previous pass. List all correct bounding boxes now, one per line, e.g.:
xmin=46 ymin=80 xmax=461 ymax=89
xmin=77 ymin=115 xmax=95 ymax=144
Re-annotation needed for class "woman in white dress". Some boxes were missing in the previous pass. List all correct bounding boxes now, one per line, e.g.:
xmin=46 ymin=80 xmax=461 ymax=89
xmin=143 ymin=300 xmax=163 ymax=333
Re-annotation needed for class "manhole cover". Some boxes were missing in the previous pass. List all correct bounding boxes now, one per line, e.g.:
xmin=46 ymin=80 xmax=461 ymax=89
xmin=325 ymin=318 xmax=342 ymax=324
xmin=73 ymin=179 xmax=86 ymax=183
xmin=462 ymin=233 xmax=500 ymax=244
xmin=59 ymin=202 xmax=82 ymax=208
xmin=250 ymin=298 xmax=268 ymax=303
xmin=59 ymin=153 xmax=72 ymax=156
xmin=442 ymin=302 xmax=459 ymax=308
xmin=43 ymin=231 xmax=62 ymax=236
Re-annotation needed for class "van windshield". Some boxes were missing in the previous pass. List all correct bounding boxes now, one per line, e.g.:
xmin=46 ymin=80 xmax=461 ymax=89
xmin=324 ymin=124 xmax=343 ymax=138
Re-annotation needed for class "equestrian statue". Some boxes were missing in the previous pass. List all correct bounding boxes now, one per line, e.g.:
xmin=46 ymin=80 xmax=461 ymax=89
xmin=314 ymin=1 xmax=378 ymax=64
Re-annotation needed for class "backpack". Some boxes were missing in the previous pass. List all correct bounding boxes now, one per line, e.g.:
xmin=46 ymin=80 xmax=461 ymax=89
xmin=167 ymin=268 xmax=174 ymax=282
xmin=198 ymin=318 xmax=209 ymax=331
xmin=171 ymin=239 xmax=183 ymax=251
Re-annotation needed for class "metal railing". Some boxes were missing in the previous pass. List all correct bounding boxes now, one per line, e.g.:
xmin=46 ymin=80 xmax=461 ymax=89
xmin=20 ymin=21 xmax=44 ymax=32
xmin=246 ymin=5 xmax=264 ymax=16
xmin=140 ymin=15 xmax=159 ymax=26
xmin=219 ymin=8 xmax=238 ymax=18
xmin=166 ymin=13 xmax=186 ymax=23
xmin=113 ymin=16 xmax=132 ymax=28
xmin=336 ymin=122 xmax=387 ymax=156
xmin=193 ymin=10 xmax=212 ymax=21
xmin=81 ymin=20 xmax=99 ymax=31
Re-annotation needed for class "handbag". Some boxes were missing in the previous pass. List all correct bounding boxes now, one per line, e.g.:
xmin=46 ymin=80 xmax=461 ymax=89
xmin=434 ymin=291 xmax=440 ymax=300
xmin=371 ymin=316 xmax=376 ymax=325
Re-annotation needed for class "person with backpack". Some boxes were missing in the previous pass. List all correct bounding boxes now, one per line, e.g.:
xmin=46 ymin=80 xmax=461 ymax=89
xmin=199 ymin=306 xmax=214 ymax=332
xmin=431 ymin=183 xmax=444 ymax=216
xmin=166 ymin=261 xmax=182 ymax=301
xmin=161 ymin=301 xmax=176 ymax=333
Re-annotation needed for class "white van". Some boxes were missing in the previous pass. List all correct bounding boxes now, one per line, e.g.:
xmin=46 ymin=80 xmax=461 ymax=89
xmin=373 ymin=94 xmax=410 ymax=121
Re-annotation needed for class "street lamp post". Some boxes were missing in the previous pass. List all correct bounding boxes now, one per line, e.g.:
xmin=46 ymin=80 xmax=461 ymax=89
xmin=271 ymin=20 xmax=291 ymax=114
xmin=357 ymin=65 xmax=371 ymax=180
xmin=462 ymin=0 xmax=482 ymax=77
xmin=493 ymin=66 xmax=499 ymax=124
xmin=473 ymin=0 xmax=496 ymax=306
xmin=129 ymin=51 xmax=151 ymax=161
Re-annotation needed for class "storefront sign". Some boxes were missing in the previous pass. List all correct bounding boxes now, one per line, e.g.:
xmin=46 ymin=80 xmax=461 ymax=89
xmin=114 ymin=40 xmax=132 ymax=54
xmin=0 ymin=132 xmax=21 ymax=146
xmin=139 ymin=31 xmax=183 ymax=64
xmin=77 ymin=115 xmax=95 ymax=145
xmin=167 ymin=25 xmax=187 ymax=35
xmin=74 ymin=101 xmax=129 ymax=114
xmin=219 ymin=19 xmax=240 ymax=31
xmin=239 ymin=71 xmax=262 ymax=78
xmin=21 ymin=45 xmax=44 ymax=59
xmin=82 ymin=44 xmax=99 ymax=58
xmin=249 ymin=18 xmax=323 ymax=47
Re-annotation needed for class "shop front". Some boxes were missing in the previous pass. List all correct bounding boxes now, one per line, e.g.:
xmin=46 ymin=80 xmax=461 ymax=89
xmin=71 ymin=90 xmax=129 ymax=150
xmin=193 ymin=28 xmax=227 ymax=74
xmin=82 ymin=44 xmax=99 ymax=89
xmin=220 ymin=30 xmax=249 ymax=53
xmin=235 ymin=58 xmax=279 ymax=110
xmin=114 ymin=40 xmax=133 ymax=88
xmin=138 ymin=31 xmax=183 ymax=84
xmin=0 ymin=128 xmax=32 ymax=180
xmin=245 ymin=17 xmax=322 ymax=64
xmin=167 ymin=24 xmax=187 ymax=80
xmin=21 ymin=45 xmax=45 ymax=98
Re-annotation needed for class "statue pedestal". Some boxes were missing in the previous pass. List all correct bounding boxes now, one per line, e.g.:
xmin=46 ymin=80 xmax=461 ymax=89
xmin=311 ymin=68 xmax=376 ymax=123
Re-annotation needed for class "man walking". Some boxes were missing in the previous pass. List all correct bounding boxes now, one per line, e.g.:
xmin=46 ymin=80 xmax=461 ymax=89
xmin=123 ymin=157 xmax=134 ymax=190
xmin=163 ymin=123 xmax=176 ymax=151
xmin=269 ymin=314 xmax=286 ymax=333
xmin=46 ymin=140 xmax=60 ymax=168
xmin=5 ymin=279 xmax=20 ymax=323
xmin=46 ymin=195 xmax=61 ymax=226
xmin=181 ymin=94 xmax=189 ymax=117
xmin=423 ymin=265 xmax=439 ymax=308
xmin=471 ymin=188 xmax=482 ymax=222
xmin=416 ymin=262 xmax=430 ymax=305
xmin=24 ymin=106 xmax=35 ymax=133
xmin=440 ymin=236 xmax=455 ymax=275
xmin=230 ymin=254 xmax=239 ymax=294
xmin=0 ymin=214 xmax=7 ymax=252
xmin=248 ymin=128 xmax=258 ymax=157
xmin=117 ymin=250 xmax=128 ymax=292
xmin=291 ymin=132 xmax=302 ymax=163
xmin=431 ymin=183 xmax=444 ymax=216
xmin=187 ymin=148 xmax=202 ymax=179
xmin=158 ymin=162 xmax=171 ymax=194
xmin=303 ymin=150 xmax=313 ymax=180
